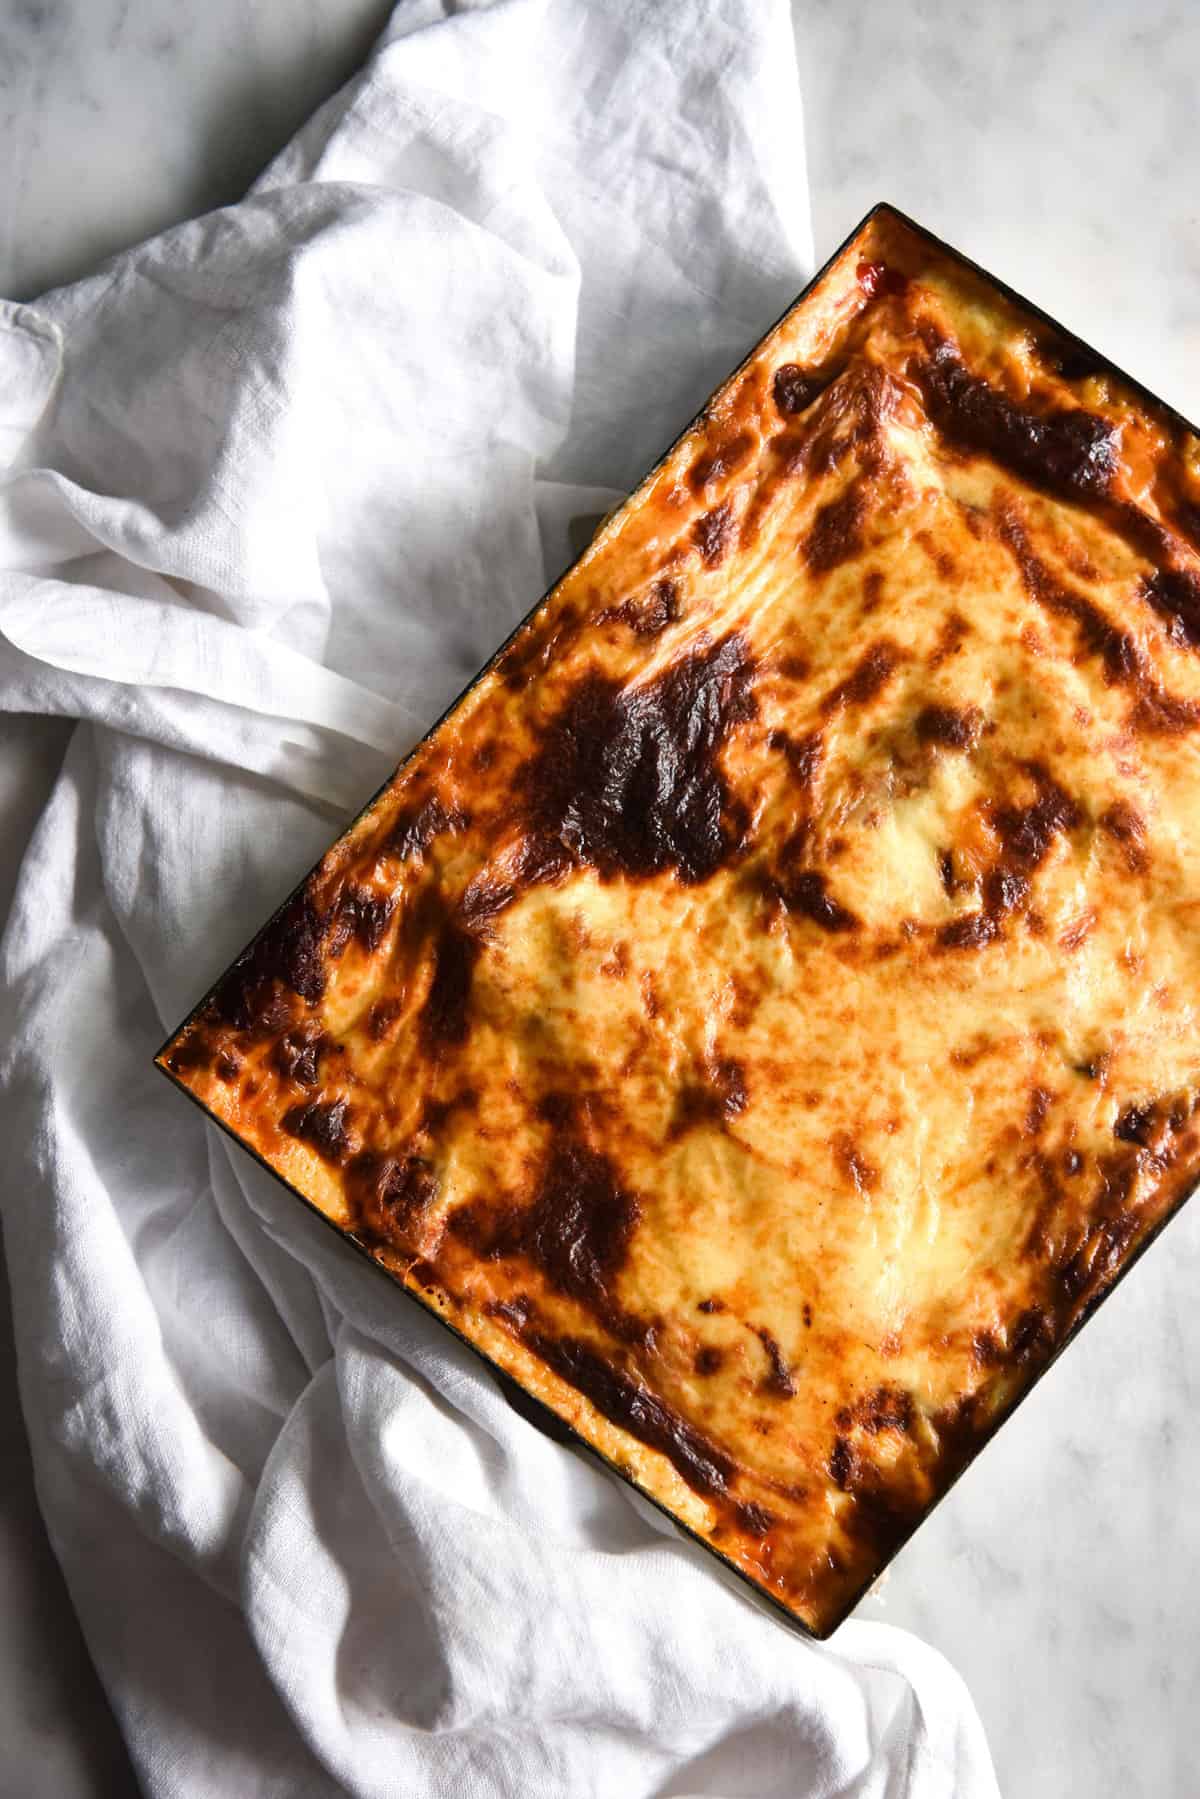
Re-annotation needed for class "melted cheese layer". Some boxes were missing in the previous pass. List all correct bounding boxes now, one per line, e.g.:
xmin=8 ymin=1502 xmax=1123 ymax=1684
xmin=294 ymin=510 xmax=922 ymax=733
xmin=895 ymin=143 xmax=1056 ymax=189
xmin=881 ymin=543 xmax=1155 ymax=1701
xmin=159 ymin=207 xmax=1200 ymax=1636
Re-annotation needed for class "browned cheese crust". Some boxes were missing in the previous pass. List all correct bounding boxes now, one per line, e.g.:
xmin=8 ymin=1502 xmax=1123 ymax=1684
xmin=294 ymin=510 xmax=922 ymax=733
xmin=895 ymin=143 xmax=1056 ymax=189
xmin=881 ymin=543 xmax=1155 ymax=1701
xmin=159 ymin=208 xmax=1200 ymax=1636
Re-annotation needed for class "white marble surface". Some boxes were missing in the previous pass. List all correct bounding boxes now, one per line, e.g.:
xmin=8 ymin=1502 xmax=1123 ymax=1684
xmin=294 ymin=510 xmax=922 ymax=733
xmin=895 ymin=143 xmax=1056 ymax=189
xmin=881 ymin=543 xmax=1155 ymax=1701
xmin=1 ymin=2 xmax=1198 ymax=1796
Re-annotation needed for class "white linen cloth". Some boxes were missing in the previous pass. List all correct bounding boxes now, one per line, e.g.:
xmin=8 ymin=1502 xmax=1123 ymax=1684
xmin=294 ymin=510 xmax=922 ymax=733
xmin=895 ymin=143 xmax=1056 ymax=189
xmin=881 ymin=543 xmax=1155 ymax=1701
xmin=0 ymin=2 xmax=1001 ymax=1793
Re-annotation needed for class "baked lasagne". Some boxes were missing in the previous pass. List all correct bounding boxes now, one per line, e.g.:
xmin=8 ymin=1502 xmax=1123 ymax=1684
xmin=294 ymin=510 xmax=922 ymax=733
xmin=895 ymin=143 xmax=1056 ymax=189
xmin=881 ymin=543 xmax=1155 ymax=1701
xmin=158 ymin=205 xmax=1200 ymax=1636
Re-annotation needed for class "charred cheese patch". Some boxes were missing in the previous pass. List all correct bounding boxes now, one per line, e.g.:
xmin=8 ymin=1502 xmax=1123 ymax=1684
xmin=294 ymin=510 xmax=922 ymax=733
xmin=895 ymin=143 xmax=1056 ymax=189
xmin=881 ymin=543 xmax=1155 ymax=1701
xmin=158 ymin=207 xmax=1200 ymax=1637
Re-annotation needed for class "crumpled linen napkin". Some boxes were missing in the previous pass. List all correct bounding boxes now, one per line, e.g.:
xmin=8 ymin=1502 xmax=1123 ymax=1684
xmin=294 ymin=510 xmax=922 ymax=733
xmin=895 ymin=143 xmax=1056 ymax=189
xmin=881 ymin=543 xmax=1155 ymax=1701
xmin=0 ymin=2 xmax=1001 ymax=1794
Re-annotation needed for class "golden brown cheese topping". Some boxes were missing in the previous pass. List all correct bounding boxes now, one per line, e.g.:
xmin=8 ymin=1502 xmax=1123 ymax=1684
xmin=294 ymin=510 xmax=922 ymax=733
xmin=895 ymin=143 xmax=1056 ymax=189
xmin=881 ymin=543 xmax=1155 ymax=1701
xmin=158 ymin=206 xmax=1200 ymax=1637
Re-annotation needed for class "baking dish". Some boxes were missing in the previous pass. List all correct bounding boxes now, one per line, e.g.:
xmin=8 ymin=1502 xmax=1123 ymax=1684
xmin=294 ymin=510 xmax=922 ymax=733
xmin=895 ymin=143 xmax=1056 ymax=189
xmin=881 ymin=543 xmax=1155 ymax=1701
xmin=158 ymin=203 xmax=1200 ymax=1636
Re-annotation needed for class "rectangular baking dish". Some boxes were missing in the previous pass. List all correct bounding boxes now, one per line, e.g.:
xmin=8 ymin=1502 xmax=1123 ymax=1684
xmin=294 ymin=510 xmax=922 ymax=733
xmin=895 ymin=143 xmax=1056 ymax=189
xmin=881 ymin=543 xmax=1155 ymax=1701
xmin=158 ymin=203 xmax=1200 ymax=1636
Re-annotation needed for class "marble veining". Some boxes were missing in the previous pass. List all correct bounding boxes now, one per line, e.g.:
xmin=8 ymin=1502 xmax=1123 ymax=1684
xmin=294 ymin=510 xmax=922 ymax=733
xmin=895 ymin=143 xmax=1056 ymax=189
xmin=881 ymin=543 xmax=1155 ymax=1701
xmin=1 ymin=1 xmax=1198 ymax=1795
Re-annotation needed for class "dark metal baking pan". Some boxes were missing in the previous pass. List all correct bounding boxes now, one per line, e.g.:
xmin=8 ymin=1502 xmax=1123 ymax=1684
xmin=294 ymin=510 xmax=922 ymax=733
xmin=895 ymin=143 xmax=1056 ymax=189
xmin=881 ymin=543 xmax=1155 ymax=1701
xmin=157 ymin=201 xmax=1200 ymax=1637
